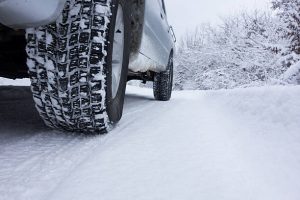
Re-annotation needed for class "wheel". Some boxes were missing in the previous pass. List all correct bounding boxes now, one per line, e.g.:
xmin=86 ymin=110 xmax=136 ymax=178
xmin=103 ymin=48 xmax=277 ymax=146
xmin=153 ymin=53 xmax=174 ymax=101
xmin=25 ymin=0 xmax=130 ymax=134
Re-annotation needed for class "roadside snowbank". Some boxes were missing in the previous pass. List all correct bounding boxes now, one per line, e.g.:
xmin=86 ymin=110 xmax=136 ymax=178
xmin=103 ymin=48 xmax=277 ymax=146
xmin=207 ymin=85 xmax=300 ymax=130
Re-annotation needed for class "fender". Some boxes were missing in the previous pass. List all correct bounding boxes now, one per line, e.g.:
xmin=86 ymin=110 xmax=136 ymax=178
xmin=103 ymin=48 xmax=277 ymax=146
xmin=128 ymin=0 xmax=174 ymax=73
xmin=0 ymin=0 xmax=67 ymax=28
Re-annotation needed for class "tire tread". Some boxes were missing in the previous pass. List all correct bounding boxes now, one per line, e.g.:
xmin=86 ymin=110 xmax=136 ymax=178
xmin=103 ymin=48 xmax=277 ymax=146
xmin=153 ymin=55 xmax=173 ymax=101
xmin=26 ymin=0 xmax=112 ymax=133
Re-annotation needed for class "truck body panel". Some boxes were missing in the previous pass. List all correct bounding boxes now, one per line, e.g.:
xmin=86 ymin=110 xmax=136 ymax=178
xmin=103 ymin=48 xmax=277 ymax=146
xmin=0 ymin=0 xmax=175 ymax=76
xmin=0 ymin=0 xmax=67 ymax=28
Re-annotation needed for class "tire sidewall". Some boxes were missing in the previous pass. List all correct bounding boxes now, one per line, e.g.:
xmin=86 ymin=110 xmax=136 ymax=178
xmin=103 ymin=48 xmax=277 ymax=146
xmin=169 ymin=53 xmax=174 ymax=94
xmin=165 ymin=53 xmax=174 ymax=99
xmin=106 ymin=0 xmax=130 ymax=123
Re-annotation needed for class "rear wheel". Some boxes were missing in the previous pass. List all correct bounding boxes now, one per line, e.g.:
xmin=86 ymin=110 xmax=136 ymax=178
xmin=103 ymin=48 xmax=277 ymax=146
xmin=153 ymin=53 xmax=174 ymax=101
xmin=26 ymin=0 xmax=130 ymax=134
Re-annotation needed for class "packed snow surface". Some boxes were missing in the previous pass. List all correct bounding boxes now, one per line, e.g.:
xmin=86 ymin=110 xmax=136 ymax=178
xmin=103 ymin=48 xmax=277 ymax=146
xmin=0 ymin=83 xmax=300 ymax=200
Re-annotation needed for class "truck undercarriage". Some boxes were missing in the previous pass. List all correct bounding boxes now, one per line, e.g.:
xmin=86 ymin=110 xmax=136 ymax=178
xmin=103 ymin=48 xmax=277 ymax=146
xmin=0 ymin=25 xmax=27 ymax=79
xmin=0 ymin=0 xmax=146 ymax=80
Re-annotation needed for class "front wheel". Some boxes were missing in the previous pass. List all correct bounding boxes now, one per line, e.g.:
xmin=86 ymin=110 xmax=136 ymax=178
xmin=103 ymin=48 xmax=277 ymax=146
xmin=153 ymin=53 xmax=174 ymax=101
xmin=26 ymin=0 xmax=130 ymax=134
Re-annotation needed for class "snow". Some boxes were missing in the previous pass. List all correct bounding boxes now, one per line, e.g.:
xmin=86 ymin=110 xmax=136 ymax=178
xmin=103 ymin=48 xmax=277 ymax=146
xmin=0 ymin=82 xmax=300 ymax=200
xmin=95 ymin=3 xmax=111 ymax=15
xmin=70 ymin=4 xmax=81 ymax=16
xmin=46 ymin=34 xmax=53 ymax=45
xmin=45 ymin=59 xmax=55 ymax=71
xmin=282 ymin=61 xmax=300 ymax=84
xmin=0 ymin=78 xmax=30 ymax=86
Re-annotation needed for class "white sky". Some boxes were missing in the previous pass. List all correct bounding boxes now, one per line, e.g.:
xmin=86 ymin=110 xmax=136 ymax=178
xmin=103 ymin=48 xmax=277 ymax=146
xmin=164 ymin=0 xmax=272 ymax=39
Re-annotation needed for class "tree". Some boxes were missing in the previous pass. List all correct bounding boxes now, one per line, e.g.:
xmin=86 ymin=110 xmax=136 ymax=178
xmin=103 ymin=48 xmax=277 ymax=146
xmin=272 ymin=0 xmax=300 ymax=66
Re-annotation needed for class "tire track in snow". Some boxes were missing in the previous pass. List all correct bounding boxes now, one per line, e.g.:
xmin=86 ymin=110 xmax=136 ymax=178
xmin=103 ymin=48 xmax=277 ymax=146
xmin=0 ymin=86 xmax=159 ymax=200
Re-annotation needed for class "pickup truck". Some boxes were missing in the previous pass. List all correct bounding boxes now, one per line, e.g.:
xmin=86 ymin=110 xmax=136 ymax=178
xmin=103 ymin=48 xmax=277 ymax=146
xmin=0 ymin=0 xmax=176 ymax=133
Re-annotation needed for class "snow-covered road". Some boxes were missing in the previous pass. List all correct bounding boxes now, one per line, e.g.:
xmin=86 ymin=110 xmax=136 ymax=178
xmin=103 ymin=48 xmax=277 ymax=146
xmin=0 ymin=83 xmax=300 ymax=200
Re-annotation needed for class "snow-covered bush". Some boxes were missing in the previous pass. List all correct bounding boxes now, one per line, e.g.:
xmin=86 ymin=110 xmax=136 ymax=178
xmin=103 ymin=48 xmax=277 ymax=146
xmin=174 ymin=10 xmax=289 ymax=90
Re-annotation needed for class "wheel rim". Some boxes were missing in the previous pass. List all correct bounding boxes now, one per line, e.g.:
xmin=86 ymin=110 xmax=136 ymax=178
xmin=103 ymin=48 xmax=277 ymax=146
xmin=111 ymin=5 xmax=125 ymax=99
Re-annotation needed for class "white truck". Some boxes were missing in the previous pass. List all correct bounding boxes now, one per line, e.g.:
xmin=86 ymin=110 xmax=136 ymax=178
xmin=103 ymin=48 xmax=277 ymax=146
xmin=0 ymin=0 xmax=176 ymax=133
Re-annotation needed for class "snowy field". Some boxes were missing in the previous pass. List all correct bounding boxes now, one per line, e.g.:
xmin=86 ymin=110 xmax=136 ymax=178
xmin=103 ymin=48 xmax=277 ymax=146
xmin=0 ymin=78 xmax=300 ymax=200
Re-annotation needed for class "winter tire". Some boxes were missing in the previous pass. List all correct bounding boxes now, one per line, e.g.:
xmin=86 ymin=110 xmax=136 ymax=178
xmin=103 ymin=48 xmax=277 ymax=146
xmin=153 ymin=53 xmax=173 ymax=101
xmin=26 ymin=0 xmax=130 ymax=134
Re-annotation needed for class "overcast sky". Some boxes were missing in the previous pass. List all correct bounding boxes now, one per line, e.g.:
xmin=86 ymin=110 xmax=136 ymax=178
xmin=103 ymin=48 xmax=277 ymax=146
xmin=164 ymin=0 xmax=272 ymax=39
